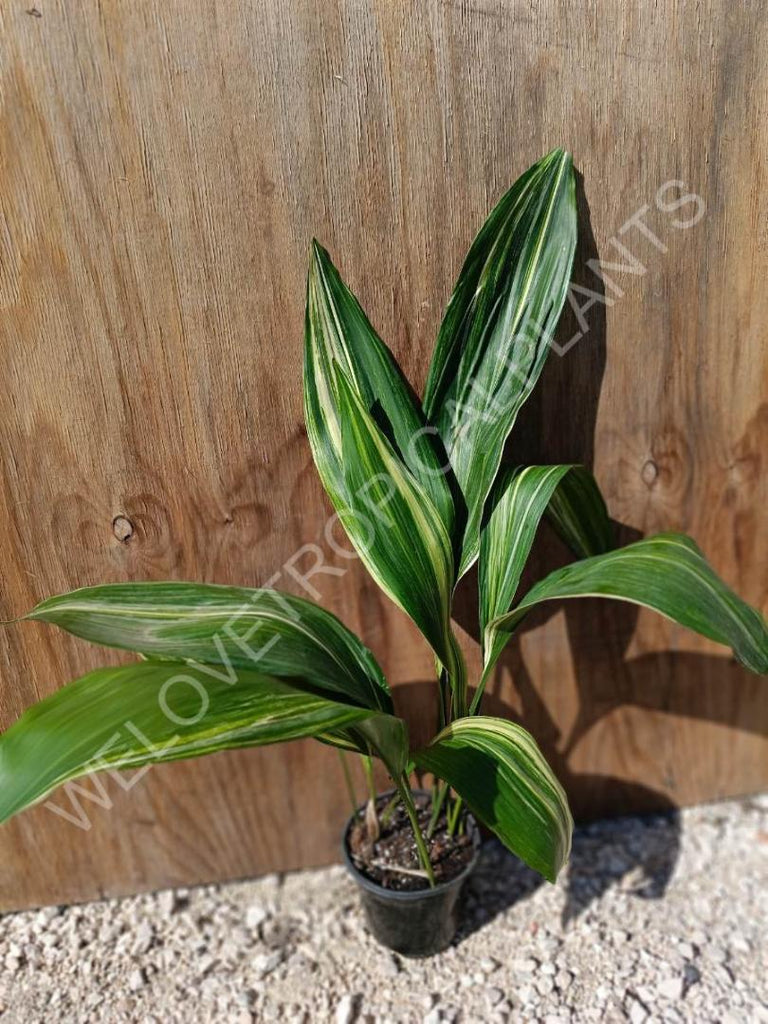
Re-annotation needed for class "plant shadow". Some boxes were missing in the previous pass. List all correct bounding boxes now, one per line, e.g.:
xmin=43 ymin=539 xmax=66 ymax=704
xmin=455 ymin=797 xmax=681 ymax=940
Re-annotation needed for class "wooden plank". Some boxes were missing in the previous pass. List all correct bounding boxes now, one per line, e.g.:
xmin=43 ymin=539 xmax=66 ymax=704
xmin=0 ymin=0 xmax=765 ymax=910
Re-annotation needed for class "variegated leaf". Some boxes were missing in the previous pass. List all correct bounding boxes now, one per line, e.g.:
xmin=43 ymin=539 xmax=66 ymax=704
xmin=488 ymin=533 xmax=768 ymax=675
xmin=305 ymin=240 xmax=454 ymax=537
xmin=544 ymin=464 xmax=614 ymax=560
xmin=414 ymin=716 xmax=572 ymax=882
xmin=0 ymin=661 xmax=408 ymax=824
xmin=424 ymin=149 xmax=578 ymax=576
xmin=26 ymin=583 xmax=391 ymax=712
xmin=477 ymin=464 xmax=613 ymax=706
xmin=333 ymin=366 xmax=466 ymax=702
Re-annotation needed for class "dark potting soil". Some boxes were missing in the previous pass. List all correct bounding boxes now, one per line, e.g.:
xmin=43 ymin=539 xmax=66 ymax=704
xmin=347 ymin=791 xmax=475 ymax=892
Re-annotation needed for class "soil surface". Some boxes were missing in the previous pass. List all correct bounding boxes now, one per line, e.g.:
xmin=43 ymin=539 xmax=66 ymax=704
xmin=0 ymin=796 xmax=767 ymax=1022
xmin=347 ymin=791 xmax=475 ymax=891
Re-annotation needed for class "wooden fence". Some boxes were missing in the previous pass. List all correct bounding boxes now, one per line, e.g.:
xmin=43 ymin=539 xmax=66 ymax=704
xmin=0 ymin=0 xmax=766 ymax=910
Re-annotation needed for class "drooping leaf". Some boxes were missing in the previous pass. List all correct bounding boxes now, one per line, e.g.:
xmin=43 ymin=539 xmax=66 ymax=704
xmin=543 ymin=465 xmax=614 ymax=560
xmin=26 ymin=583 xmax=391 ymax=712
xmin=424 ymin=149 xmax=578 ymax=576
xmin=414 ymin=716 xmax=572 ymax=882
xmin=0 ymin=661 xmax=409 ymax=824
xmin=333 ymin=366 xmax=465 ymax=700
xmin=487 ymin=532 xmax=768 ymax=675
xmin=348 ymin=714 xmax=410 ymax=777
xmin=478 ymin=464 xmax=613 ymax=681
xmin=304 ymin=240 xmax=454 ymax=537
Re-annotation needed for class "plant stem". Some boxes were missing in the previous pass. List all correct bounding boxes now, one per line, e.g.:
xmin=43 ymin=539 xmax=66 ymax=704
xmin=337 ymin=750 xmax=358 ymax=816
xmin=426 ymin=780 xmax=448 ymax=839
xmin=396 ymin=776 xmax=435 ymax=887
xmin=468 ymin=662 xmax=491 ymax=715
xmin=379 ymin=792 xmax=399 ymax=827
xmin=437 ymin=670 xmax=447 ymax=731
xmin=447 ymin=794 xmax=464 ymax=837
xmin=447 ymin=631 xmax=469 ymax=719
xmin=362 ymin=754 xmax=377 ymax=803
xmin=362 ymin=753 xmax=380 ymax=840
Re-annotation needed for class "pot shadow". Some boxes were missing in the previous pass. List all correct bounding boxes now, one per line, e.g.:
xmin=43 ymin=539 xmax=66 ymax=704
xmin=391 ymin=168 xmax=765 ymax=936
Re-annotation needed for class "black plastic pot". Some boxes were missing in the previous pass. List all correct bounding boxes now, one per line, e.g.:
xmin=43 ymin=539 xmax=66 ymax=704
xmin=342 ymin=791 xmax=481 ymax=957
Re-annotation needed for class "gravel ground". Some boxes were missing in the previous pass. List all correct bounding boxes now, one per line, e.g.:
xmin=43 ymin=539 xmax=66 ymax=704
xmin=1 ymin=796 xmax=767 ymax=1023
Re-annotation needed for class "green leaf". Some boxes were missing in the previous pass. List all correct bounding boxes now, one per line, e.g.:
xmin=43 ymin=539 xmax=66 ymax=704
xmin=424 ymin=149 xmax=578 ymax=576
xmin=27 ymin=583 xmax=392 ymax=712
xmin=414 ymin=716 xmax=572 ymax=882
xmin=304 ymin=240 xmax=454 ymax=537
xmin=332 ymin=366 xmax=462 ymax=693
xmin=478 ymin=465 xmax=613 ymax=695
xmin=0 ymin=661 xmax=408 ymax=824
xmin=544 ymin=465 xmax=614 ymax=560
xmin=489 ymin=533 xmax=768 ymax=675
xmin=481 ymin=465 xmax=570 ymax=643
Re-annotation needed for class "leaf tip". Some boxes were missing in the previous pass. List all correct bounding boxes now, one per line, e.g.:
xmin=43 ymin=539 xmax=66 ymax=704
xmin=307 ymin=238 xmax=327 ymax=288
xmin=309 ymin=237 xmax=334 ymax=273
xmin=546 ymin=146 xmax=572 ymax=167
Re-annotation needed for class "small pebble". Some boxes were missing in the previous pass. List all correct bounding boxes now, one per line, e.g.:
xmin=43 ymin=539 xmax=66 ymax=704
xmin=245 ymin=903 xmax=269 ymax=930
xmin=658 ymin=975 xmax=685 ymax=1000
xmin=131 ymin=921 xmax=154 ymax=955
xmin=536 ymin=975 xmax=555 ymax=996
xmin=626 ymin=995 xmax=649 ymax=1024
xmin=157 ymin=890 xmax=181 ymax=917
xmin=253 ymin=950 xmax=283 ymax=978
xmin=127 ymin=968 xmax=146 ymax=992
xmin=335 ymin=993 xmax=357 ymax=1024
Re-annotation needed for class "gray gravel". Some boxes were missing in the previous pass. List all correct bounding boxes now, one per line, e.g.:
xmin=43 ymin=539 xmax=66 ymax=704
xmin=1 ymin=796 xmax=766 ymax=1023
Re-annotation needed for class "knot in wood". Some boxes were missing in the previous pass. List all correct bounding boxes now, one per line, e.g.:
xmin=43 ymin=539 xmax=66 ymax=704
xmin=641 ymin=459 xmax=659 ymax=486
xmin=112 ymin=515 xmax=135 ymax=542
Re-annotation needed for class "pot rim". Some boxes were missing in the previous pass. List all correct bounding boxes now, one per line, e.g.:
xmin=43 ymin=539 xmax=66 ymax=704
xmin=341 ymin=787 xmax=481 ymax=901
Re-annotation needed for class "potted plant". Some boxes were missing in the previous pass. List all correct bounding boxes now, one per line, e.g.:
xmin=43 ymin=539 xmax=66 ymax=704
xmin=0 ymin=149 xmax=765 ymax=957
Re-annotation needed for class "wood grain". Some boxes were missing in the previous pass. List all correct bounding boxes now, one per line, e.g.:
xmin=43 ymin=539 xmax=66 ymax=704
xmin=0 ymin=0 xmax=766 ymax=910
